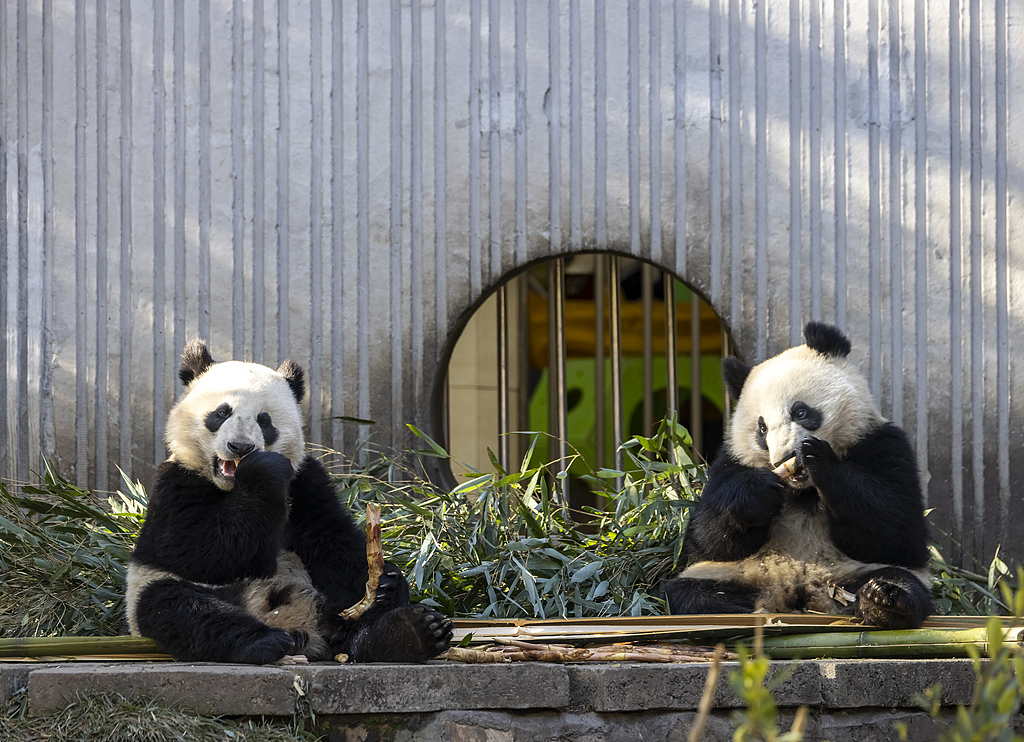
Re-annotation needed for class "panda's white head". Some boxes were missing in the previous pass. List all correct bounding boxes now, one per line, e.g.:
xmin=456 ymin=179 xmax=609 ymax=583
xmin=723 ymin=322 xmax=884 ymax=488
xmin=164 ymin=339 xmax=306 ymax=491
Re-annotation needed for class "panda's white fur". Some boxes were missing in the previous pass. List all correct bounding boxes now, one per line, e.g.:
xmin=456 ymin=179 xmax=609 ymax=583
xmin=164 ymin=360 xmax=305 ymax=491
xmin=727 ymin=344 xmax=883 ymax=472
xmin=665 ymin=322 xmax=933 ymax=628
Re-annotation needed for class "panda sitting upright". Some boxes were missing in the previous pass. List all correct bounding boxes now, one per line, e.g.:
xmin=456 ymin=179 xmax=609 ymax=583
xmin=665 ymin=322 xmax=933 ymax=630
xmin=127 ymin=339 xmax=453 ymax=663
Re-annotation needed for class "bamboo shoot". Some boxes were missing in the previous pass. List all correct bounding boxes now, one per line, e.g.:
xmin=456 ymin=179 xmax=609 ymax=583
xmin=340 ymin=503 xmax=384 ymax=621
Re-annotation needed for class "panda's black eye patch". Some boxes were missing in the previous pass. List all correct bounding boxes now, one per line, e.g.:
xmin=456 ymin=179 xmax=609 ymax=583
xmin=257 ymin=412 xmax=279 ymax=447
xmin=756 ymin=416 xmax=769 ymax=450
xmin=790 ymin=402 xmax=822 ymax=430
xmin=205 ymin=403 xmax=233 ymax=433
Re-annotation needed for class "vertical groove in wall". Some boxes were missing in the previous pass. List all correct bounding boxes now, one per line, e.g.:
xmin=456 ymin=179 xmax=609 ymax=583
xmin=491 ymin=0 xmax=505 ymax=270
xmin=994 ymin=0 xmax=1010 ymax=548
xmin=329 ymin=0 xmax=344 ymax=446
xmin=0 ymin=0 xmax=7 ymax=480
xmin=117 ymin=0 xmax=132 ymax=475
xmin=649 ymin=0 xmax=662 ymax=264
xmin=569 ymin=0 xmax=582 ymax=250
xmin=808 ymin=0 xmax=821 ymax=320
xmin=867 ymin=0 xmax=881 ymax=400
xmin=515 ymin=0 xmax=527 ymax=263
xmin=76 ymin=0 xmax=89 ymax=484
xmin=231 ymin=0 xmax=245 ymax=360
xmin=708 ymin=0 xmax=721 ymax=299
xmin=410 ymin=0 xmax=424 ymax=413
xmin=594 ymin=0 xmax=607 ymax=251
xmin=728 ymin=0 xmax=741 ymax=339
xmin=949 ymin=0 xmax=965 ymax=563
xmin=252 ymin=0 xmax=265 ymax=363
xmin=788 ymin=0 xmax=801 ymax=347
xmin=356 ymin=0 xmax=370 ymax=428
xmin=390 ymin=0 xmax=404 ymax=443
xmin=309 ymin=0 xmax=324 ymax=440
xmin=198 ymin=0 xmax=211 ymax=344
xmin=95 ymin=0 xmax=109 ymax=492
xmin=967 ymin=0 xmax=983 ymax=557
xmin=277 ymin=0 xmax=290 ymax=362
xmin=914 ymin=0 xmax=929 ymax=501
xmin=172 ymin=0 xmax=185 ymax=392
xmin=674 ymin=0 xmax=687 ymax=279
xmin=469 ymin=0 xmax=481 ymax=293
xmin=548 ymin=0 xmax=561 ymax=255
xmin=888 ymin=0 xmax=903 ymax=424
xmin=152 ymin=0 xmax=167 ymax=467
xmin=627 ymin=0 xmax=640 ymax=254
xmin=16 ymin=0 xmax=29 ymax=483
xmin=833 ymin=0 xmax=847 ymax=329
xmin=754 ymin=0 xmax=767 ymax=358
xmin=41 ymin=0 xmax=55 ymax=471
xmin=433 ymin=0 xmax=447 ymax=357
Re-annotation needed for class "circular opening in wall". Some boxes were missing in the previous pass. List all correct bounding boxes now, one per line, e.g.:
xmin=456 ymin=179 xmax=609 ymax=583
xmin=442 ymin=252 xmax=734 ymax=512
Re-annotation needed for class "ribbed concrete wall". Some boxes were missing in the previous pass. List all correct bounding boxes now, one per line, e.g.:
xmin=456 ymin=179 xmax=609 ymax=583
xmin=1 ymin=0 xmax=1022 ymax=565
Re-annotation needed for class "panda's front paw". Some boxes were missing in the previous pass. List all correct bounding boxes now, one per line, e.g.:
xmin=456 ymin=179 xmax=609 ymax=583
xmin=235 ymin=450 xmax=294 ymax=491
xmin=373 ymin=562 xmax=411 ymax=609
xmin=801 ymin=437 xmax=840 ymax=482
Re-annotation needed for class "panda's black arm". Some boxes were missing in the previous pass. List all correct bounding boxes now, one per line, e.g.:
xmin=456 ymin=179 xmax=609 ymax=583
xmin=132 ymin=458 xmax=290 ymax=583
xmin=803 ymin=423 xmax=930 ymax=569
xmin=687 ymin=450 xmax=785 ymax=562
xmin=283 ymin=456 xmax=407 ymax=613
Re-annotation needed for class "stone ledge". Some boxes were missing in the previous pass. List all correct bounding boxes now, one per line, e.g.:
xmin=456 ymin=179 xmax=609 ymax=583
xmin=0 ymin=658 xmax=984 ymax=718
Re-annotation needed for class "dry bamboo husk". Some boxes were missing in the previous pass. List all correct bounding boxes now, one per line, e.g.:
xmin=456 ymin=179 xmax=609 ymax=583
xmin=340 ymin=503 xmax=384 ymax=621
xmin=441 ymin=639 xmax=734 ymax=664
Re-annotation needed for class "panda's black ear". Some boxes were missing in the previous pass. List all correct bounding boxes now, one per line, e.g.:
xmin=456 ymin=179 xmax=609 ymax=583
xmin=803 ymin=321 xmax=851 ymax=358
xmin=277 ymin=360 xmax=306 ymax=402
xmin=178 ymin=338 xmax=216 ymax=386
xmin=722 ymin=357 xmax=752 ymax=400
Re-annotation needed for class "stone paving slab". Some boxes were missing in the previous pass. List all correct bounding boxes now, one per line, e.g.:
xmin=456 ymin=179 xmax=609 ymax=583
xmin=297 ymin=662 xmax=571 ymax=714
xmin=0 ymin=657 xmax=983 ymax=718
xmin=24 ymin=663 xmax=300 ymax=717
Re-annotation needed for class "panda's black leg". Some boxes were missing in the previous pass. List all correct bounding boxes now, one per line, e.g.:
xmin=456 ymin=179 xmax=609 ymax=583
xmin=665 ymin=577 xmax=760 ymax=615
xmin=847 ymin=567 xmax=932 ymax=630
xmin=329 ymin=604 xmax=453 ymax=663
xmin=136 ymin=578 xmax=294 ymax=664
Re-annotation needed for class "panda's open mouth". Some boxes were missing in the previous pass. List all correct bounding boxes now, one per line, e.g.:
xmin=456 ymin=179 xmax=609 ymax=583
xmin=215 ymin=457 xmax=242 ymax=479
xmin=786 ymin=467 xmax=810 ymax=485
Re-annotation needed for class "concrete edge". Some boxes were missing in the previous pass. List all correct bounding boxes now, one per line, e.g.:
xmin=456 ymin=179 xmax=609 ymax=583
xmin=0 ymin=657 xmax=980 ymax=718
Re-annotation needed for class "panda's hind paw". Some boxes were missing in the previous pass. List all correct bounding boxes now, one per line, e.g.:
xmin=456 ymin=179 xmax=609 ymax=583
xmin=348 ymin=604 xmax=453 ymax=663
xmin=232 ymin=626 xmax=295 ymax=665
xmin=856 ymin=577 xmax=922 ymax=630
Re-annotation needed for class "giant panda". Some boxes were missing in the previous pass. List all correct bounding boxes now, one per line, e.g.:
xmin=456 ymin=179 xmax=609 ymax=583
xmin=126 ymin=339 xmax=453 ymax=664
xmin=665 ymin=322 xmax=933 ymax=630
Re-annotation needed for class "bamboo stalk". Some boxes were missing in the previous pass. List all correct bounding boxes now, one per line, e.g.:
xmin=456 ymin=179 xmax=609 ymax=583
xmin=749 ymin=626 xmax=1024 ymax=660
xmin=340 ymin=503 xmax=384 ymax=621
xmin=0 ymin=635 xmax=161 ymax=658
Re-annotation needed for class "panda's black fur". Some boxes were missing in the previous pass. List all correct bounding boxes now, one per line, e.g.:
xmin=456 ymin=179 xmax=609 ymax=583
xmin=665 ymin=322 xmax=933 ymax=630
xmin=127 ymin=339 xmax=453 ymax=664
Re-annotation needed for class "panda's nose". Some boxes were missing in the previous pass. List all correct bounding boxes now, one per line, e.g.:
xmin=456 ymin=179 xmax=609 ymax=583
xmin=227 ymin=440 xmax=255 ymax=458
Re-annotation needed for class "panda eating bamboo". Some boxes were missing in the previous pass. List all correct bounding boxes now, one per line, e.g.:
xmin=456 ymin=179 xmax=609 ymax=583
xmin=665 ymin=322 xmax=933 ymax=630
xmin=126 ymin=339 xmax=453 ymax=664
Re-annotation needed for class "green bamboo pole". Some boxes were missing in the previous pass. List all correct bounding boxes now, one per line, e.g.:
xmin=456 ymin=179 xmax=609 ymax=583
xmin=743 ymin=627 xmax=1024 ymax=660
xmin=0 ymin=635 xmax=161 ymax=658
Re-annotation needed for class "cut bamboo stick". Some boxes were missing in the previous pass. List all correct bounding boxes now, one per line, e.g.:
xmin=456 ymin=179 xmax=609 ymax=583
xmin=340 ymin=503 xmax=384 ymax=621
xmin=749 ymin=626 xmax=1024 ymax=659
xmin=0 ymin=635 xmax=162 ymax=658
